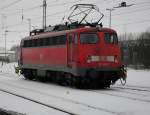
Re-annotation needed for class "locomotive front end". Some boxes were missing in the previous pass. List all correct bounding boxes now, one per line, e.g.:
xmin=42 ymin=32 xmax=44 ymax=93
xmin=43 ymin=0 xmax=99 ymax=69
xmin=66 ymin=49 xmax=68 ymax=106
xmin=77 ymin=28 xmax=127 ymax=87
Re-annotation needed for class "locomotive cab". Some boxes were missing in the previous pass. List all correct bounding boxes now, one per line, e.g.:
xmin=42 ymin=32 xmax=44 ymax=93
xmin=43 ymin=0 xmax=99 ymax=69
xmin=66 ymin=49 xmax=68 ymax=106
xmin=77 ymin=28 xmax=121 ymax=68
xmin=70 ymin=27 xmax=126 ymax=86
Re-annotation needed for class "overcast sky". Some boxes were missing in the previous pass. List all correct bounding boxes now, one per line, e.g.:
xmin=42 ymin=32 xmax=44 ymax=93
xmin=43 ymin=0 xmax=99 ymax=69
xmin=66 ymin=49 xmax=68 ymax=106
xmin=0 ymin=0 xmax=150 ymax=49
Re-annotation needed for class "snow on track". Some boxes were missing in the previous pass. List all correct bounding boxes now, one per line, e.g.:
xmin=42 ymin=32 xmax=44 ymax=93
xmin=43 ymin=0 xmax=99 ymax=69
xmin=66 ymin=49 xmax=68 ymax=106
xmin=0 ymin=88 xmax=75 ymax=115
xmin=0 ymin=63 xmax=150 ymax=115
xmin=0 ymin=77 xmax=117 ymax=115
xmin=0 ymin=90 xmax=69 ymax=115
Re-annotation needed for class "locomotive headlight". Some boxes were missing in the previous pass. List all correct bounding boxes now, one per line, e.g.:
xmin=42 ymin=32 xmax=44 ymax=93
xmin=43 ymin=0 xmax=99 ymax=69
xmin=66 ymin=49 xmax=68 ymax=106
xmin=106 ymin=56 xmax=115 ymax=62
xmin=87 ymin=56 xmax=117 ymax=63
xmin=99 ymin=56 xmax=115 ymax=62
xmin=91 ymin=56 xmax=100 ymax=61
xmin=87 ymin=56 xmax=99 ymax=63
xmin=106 ymin=56 xmax=119 ymax=63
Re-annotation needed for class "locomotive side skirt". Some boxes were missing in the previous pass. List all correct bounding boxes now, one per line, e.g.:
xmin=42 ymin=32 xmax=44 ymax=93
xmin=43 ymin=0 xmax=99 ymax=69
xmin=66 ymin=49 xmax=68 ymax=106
xmin=21 ymin=63 xmax=123 ymax=77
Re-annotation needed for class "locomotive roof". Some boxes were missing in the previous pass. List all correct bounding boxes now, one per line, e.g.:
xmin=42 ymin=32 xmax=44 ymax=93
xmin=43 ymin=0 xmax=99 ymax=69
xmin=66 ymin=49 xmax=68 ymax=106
xmin=22 ymin=27 xmax=117 ymax=41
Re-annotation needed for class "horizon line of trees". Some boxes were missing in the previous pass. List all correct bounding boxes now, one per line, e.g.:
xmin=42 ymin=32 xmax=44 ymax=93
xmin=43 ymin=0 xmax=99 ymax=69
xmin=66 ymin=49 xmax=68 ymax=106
xmin=119 ymin=30 xmax=150 ymax=69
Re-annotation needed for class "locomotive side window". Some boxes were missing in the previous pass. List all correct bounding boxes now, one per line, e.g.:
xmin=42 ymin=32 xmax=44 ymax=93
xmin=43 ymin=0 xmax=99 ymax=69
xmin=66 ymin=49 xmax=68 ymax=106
xmin=74 ymin=34 xmax=78 ymax=45
xmin=45 ymin=38 xmax=50 ymax=46
xmin=33 ymin=39 xmax=38 ymax=47
xmin=23 ymin=40 xmax=28 ymax=47
xmin=52 ymin=35 xmax=67 ymax=45
xmin=80 ymin=33 xmax=98 ymax=44
xmin=23 ymin=35 xmax=67 ymax=48
xmin=24 ymin=40 xmax=31 ymax=47
xmin=59 ymin=35 xmax=67 ymax=45
xmin=105 ymin=33 xmax=118 ymax=44
xmin=39 ymin=38 xmax=44 ymax=46
xmin=69 ymin=34 xmax=73 ymax=44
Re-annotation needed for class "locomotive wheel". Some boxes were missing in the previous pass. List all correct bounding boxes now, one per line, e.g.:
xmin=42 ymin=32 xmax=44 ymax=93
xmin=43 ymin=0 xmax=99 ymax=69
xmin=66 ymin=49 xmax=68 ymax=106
xmin=37 ymin=76 xmax=47 ymax=82
xmin=23 ymin=70 xmax=35 ymax=80
xmin=56 ymin=72 xmax=64 ymax=85
xmin=73 ymin=77 xmax=83 ymax=89
xmin=65 ymin=74 xmax=73 ymax=86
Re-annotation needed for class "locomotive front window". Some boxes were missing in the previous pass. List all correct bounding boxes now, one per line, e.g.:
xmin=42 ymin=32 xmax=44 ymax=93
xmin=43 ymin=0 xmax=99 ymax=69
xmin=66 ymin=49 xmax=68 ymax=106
xmin=105 ymin=33 xmax=118 ymax=44
xmin=80 ymin=33 xmax=98 ymax=44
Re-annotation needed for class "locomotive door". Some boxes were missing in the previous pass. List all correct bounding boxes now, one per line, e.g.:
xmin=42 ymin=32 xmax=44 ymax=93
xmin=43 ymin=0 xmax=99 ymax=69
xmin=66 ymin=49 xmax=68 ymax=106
xmin=67 ymin=33 xmax=77 ymax=67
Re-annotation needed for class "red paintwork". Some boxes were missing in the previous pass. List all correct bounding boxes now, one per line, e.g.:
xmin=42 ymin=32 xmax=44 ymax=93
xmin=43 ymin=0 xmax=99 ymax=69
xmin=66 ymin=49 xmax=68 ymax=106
xmin=22 ymin=47 xmax=67 ymax=66
xmin=21 ymin=27 xmax=123 ymax=72
xmin=77 ymin=32 xmax=122 ymax=68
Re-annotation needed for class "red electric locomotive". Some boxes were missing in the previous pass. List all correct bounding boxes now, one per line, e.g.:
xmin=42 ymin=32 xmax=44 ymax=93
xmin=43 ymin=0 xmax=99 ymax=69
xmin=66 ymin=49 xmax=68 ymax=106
xmin=18 ymin=4 xmax=126 ymax=88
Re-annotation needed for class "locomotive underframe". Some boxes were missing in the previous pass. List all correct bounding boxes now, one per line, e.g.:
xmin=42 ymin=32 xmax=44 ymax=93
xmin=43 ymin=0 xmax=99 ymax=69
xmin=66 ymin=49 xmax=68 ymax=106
xmin=20 ymin=64 xmax=126 ymax=88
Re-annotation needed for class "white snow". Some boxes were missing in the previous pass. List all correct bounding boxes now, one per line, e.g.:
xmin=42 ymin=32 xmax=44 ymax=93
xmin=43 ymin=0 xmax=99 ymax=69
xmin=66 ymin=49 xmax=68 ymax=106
xmin=0 ymin=62 xmax=17 ymax=73
xmin=0 ymin=62 xmax=150 ymax=115
xmin=0 ymin=91 xmax=68 ymax=115
xmin=126 ymin=68 xmax=150 ymax=87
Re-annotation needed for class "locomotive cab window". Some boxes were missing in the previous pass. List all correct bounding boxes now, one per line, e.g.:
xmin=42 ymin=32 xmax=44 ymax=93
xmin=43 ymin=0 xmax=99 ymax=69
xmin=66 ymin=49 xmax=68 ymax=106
xmin=80 ymin=33 xmax=99 ymax=44
xmin=105 ymin=33 xmax=118 ymax=44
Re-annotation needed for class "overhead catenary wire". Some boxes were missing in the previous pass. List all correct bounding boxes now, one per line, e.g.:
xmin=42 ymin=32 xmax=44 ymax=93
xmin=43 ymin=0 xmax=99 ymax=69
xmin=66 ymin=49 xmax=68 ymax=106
xmin=112 ymin=6 xmax=150 ymax=17
xmin=6 ymin=12 xmax=150 ymax=29
xmin=5 ymin=4 xmax=150 ymax=29
xmin=5 ymin=4 xmax=150 ymax=24
xmin=1 ymin=0 xmax=60 ymax=12
xmin=1 ymin=0 xmax=150 ymax=31
xmin=2 ymin=0 xmax=149 ymax=20
xmin=1 ymin=0 xmax=85 ymax=33
xmin=1 ymin=0 xmax=150 ymax=17
xmin=113 ymin=19 xmax=150 ymax=27
xmin=2 ymin=0 xmax=84 ymax=16
xmin=4 ymin=0 xmax=85 ymax=27
xmin=5 ymin=9 xmax=69 ymax=28
xmin=0 ymin=0 xmax=22 ymax=11
xmin=2 ymin=0 xmax=150 ymax=18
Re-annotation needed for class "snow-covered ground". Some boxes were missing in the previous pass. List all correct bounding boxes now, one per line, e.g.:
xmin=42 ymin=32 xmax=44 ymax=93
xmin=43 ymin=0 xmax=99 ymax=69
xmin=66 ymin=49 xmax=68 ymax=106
xmin=0 ymin=62 xmax=17 ymax=73
xmin=126 ymin=68 xmax=150 ymax=87
xmin=0 ymin=62 xmax=150 ymax=115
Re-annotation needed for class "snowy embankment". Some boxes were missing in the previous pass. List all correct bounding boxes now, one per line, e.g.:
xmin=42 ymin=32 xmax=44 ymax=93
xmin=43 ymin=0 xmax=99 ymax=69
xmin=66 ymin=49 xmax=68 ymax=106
xmin=0 ymin=62 xmax=150 ymax=115
xmin=126 ymin=69 xmax=150 ymax=87
xmin=115 ymin=68 xmax=150 ymax=88
xmin=0 ymin=62 xmax=69 ymax=115
xmin=0 ymin=62 xmax=17 ymax=74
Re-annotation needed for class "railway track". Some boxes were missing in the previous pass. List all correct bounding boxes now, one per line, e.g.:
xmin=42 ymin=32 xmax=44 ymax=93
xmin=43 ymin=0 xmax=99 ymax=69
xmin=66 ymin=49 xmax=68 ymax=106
xmin=0 ymin=79 xmax=120 ymax=115
xmin=1 ymin=72 xmax=150 ymax=115
xmin=90 ymin=86 xmax=150 ymax=103
xmin=0 ymin=89 xmax=75 ymax=115
xmin=112 ymin=87 xmax=149 ymax=97
xmin=1 ymin=71 xmax=150 ymax=93
xmin=0 ymin=108 xmax=25 ymax=115
xmin=114 ymin=85 xmax=150 ymax=93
